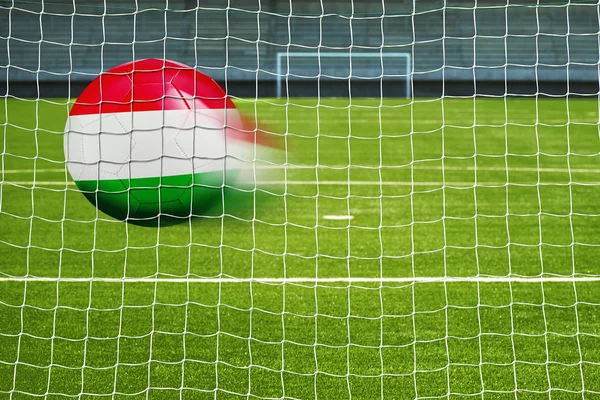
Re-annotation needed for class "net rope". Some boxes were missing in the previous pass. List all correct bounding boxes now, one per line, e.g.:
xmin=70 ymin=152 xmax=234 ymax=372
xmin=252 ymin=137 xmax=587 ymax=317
xmin=0 ymin=0 xmax=599 ymax=398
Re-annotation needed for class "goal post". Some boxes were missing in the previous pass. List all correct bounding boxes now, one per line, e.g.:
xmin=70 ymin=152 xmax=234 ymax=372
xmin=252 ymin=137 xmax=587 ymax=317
xmin=275 ymin=51 xmax=412 ymax=99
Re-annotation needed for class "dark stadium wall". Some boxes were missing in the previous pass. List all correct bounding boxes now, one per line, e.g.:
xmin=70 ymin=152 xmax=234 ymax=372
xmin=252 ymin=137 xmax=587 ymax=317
xmin=1 ymin=0 xmax=598 ymax=98
xmin=3 ymin=80 xmax=600 ymax=99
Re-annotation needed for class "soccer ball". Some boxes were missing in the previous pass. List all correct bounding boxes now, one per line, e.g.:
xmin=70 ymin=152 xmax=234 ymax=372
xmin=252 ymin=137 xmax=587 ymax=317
xmin=64 ymin=58 xmax=271 ymax=226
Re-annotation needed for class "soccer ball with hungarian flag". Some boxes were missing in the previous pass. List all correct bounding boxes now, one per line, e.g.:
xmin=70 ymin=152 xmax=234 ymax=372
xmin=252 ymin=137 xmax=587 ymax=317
xmin=64 ymin=58 xmax=277 ymax=226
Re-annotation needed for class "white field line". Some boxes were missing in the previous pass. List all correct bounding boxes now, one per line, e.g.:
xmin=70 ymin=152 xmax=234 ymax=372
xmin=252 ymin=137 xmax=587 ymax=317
xmin=3 ymin=163 xmax=600 ymax=187
xmin=3 ymin=165 xmax=600 ymax=174
xmin=0 ymin=181 xmax=532 ymax=187
xmin=274 ymin=181 xmax=505 ymax=186
xmin=4 ymin=180 xmax=600 ymax=187
xmin=0 ymin=165 xmax=600 ymax=175
xmin=5 ymin=181 xmax=76 ymax=186
xmin=258 ymin=165 xmax=600 ymax=173
xmin=0 ymin=276 xmax=599 ymax=284
xmin=261 ymin=118 xmax=600 ymax=125
xmin=1 ymin=169 xmax=67 ymax=174
xmin=406 ymin=166 xmax=600 ymax=173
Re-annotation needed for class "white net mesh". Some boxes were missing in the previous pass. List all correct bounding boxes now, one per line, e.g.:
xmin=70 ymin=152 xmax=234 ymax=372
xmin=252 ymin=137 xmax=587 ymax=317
xmin=1 ymin=0 xmax=600 ymax=398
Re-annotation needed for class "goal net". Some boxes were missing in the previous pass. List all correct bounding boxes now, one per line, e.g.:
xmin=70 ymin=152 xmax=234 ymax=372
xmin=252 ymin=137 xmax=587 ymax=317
xmin=1 ymin=0 xmax=600 ymax=398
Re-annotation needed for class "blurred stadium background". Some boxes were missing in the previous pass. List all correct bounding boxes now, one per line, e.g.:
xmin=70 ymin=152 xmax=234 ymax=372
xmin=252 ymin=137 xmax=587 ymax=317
xmin=1 ymin=1 xmax=600 ymax=399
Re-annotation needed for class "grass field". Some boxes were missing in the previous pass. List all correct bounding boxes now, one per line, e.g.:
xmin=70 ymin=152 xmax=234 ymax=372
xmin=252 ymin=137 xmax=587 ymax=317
xmin=1 ymin=96 xmax=600 ymax=399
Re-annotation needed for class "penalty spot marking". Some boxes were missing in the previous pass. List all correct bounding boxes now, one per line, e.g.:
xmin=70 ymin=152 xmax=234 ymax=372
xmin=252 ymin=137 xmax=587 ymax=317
xmin=323 ymin=215 xmax=354 ymax=220
xmin=0 ymin=276 xmax=599 ymax=284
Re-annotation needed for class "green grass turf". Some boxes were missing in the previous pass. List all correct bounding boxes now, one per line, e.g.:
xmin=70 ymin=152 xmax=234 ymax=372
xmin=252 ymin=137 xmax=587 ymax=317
xmin=0 ymin=97 xmax=600 ymax=399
